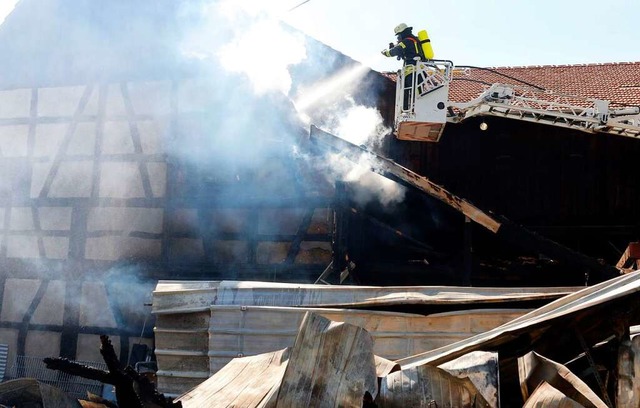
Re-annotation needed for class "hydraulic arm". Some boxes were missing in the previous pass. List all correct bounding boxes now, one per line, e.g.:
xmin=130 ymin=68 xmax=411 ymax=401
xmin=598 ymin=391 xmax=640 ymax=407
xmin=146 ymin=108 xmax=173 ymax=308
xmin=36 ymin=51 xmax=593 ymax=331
xmin=395 ymin=60 xmax=640 ymax=142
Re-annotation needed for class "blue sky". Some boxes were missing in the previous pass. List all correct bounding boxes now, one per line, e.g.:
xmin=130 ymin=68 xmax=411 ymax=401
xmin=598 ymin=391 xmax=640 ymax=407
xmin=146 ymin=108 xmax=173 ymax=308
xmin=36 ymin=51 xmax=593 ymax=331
xmin=1 ymin=0 xmax=638 ymax=73
xmin=282 ymin=0 xmax=640 ymax=71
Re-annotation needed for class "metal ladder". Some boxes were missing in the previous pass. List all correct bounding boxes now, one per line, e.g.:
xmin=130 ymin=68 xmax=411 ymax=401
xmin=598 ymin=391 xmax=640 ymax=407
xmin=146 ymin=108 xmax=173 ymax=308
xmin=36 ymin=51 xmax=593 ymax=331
xmin=453 ymin=83 xmax=640 ymax=139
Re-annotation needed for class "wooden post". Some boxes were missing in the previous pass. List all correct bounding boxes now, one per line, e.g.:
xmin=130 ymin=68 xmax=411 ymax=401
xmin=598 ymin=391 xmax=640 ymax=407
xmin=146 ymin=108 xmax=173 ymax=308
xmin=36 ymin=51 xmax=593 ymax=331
xmin=463 ymin=216 xmax=473 ymax=286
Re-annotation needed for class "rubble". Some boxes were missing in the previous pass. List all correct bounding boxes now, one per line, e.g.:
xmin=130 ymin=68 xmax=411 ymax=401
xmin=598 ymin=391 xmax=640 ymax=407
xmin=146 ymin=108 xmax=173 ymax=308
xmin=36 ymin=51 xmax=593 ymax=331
xmin=176 ymin=313 xmax=378 ymax=407
xmin=2 ymin=271 xmax=638 ymax=406
xmin=0 ymin=378 xmax=82 ymax=407
xmin=518 ymin=352 xmax=608 ymax=408
xmin=43 ymin=335 xmax=179 ymax=408
xmin=154 ymin=270 xmax=640 ymax=406
xmin=152 ymin=280 xmax=575 ymax=394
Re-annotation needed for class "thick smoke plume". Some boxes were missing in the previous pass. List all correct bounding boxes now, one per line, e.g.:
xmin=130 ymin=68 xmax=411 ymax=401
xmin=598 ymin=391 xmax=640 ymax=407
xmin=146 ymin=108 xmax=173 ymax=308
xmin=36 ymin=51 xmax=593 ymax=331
xmin=177 ymin=0 xmax=400 ymax=208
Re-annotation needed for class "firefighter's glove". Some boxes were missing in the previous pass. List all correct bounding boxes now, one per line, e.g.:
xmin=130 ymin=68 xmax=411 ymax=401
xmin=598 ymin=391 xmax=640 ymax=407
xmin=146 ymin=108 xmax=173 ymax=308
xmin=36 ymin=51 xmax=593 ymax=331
xmin=381 ymin=49 xmax=390 ymax=57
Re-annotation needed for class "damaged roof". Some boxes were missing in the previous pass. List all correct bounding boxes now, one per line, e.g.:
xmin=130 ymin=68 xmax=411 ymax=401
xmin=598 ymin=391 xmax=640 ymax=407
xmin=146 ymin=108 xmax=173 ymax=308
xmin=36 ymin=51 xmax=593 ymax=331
xmin=396 ymin=269 xmax=640 ymax=368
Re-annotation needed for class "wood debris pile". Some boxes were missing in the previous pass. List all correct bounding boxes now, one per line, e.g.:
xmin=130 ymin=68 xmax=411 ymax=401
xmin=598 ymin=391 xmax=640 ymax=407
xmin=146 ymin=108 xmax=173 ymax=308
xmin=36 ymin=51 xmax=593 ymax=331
xmin=0 ymin=335 xmax=180 ymax=408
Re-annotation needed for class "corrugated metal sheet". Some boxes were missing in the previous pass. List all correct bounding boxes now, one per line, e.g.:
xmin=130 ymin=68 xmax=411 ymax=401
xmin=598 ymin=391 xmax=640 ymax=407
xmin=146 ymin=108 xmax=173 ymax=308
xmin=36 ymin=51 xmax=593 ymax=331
xmin=0 ymin=344 xmax=7 ymax=382
xmin=176 ymin=313 xmax=378 ymax=408
xmin=274 ymin=313 xmax=377 ymax=407
xmin=397 ymin=269 xmax=640 ymax=368
xmin=206 ymin=306 xmax=527 ymax=369
xmin=518 ymin=352 xmax=607 ymax=408
xmin=152 ymin=280 xmax=580 ymax=313
xmin=176 ymin=349 xmax=289 ymax=408
xmin=522 ymin=382 xmax=585 ymax=408
xmin=152 ymin=280 xmax=576 ymax=395
xmin=440 ymin=351 xmax=500 ymax=408
xmin=377 ymin=364 xmax=491 ymax=407
xmin=154 ymin=306 xmax=527 ymax=395
xmin=154 ymin=310 xmax=211 ymax=394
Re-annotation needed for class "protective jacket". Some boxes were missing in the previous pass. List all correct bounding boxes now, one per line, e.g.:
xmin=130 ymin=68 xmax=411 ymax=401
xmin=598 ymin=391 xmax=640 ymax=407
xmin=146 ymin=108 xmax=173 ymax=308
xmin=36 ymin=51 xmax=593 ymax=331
xmin=383 ymin=33 xmax=422 ymax=65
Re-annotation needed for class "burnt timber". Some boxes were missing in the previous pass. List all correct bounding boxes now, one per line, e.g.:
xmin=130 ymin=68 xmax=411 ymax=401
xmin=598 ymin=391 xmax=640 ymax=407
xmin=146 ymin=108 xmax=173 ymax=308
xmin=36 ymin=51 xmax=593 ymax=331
xmin=310 ymin=125 xmax=620 ymax=285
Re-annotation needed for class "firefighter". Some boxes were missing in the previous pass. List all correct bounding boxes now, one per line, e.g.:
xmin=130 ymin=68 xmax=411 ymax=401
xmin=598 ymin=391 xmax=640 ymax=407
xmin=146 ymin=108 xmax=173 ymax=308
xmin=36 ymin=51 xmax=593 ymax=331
xmin=381 ymin=23 xmax=422 ymax=65
xmin=381 ymin=23 xmax=424 ymax=111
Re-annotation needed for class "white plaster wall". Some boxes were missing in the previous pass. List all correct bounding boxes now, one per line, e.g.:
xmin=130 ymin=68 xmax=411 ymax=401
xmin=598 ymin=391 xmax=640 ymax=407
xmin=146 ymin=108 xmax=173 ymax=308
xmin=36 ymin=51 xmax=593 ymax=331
xmin=79 ymin=282 xmax=118 ymax=328
xmin=0 ymin=125 xmax=28 ymax=157
xmin=0 ymin=89 xmax=30 ymax=118
xmin=38 ymin=86 xmax=91 ymax=117
xmin=0 ymin=279 xmax=39 ymax=322
xmin=102 ymin=121 xmax=135 ymax=154
xmin=129 ymin=81 xmax=171 ymax=116
xmin=99 ymin=162 xmax=144 ymax=198
xmin=85 ymin=236 xmax=161 ymax=261
xmin=87 ymin=207 xmax=163 ymax=234
xmin=25 ymin=332 xmax=61 ymax=358
xmin=30 ymin=280 xmax=65 ymax=325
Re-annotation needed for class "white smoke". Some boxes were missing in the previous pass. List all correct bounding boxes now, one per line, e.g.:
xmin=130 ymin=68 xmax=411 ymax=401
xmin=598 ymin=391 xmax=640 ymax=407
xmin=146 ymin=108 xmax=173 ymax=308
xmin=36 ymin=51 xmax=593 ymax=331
xmin=343 ymin=155 xmax=406 ymax=208
xmin=179 ymin=0 xmax=403 ymax=207
xmin=0 ymin=0 xmax=18 ymax=26
xmin=218 ymin=19 xmax=307 ymax=95
xmin=181 ymin=1 xmax=307 ymax=95
xmin=309 ymin=150 xmax=406 ymax=208
xmin=293 ymin=64 xmax=369 ymax=112
xmin=333 ymin=98 xmax=389 ymax=148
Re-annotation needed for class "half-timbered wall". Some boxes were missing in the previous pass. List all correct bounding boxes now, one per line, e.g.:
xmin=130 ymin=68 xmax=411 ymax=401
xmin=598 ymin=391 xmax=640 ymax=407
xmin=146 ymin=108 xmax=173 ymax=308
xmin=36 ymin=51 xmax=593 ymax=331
xmin=0 ymin=78 xmax=333 ymax=365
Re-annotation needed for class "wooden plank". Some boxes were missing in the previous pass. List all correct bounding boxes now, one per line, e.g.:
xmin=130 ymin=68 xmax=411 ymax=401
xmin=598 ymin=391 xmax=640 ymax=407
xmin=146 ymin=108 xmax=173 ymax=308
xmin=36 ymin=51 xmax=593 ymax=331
xmin=310 ymin=125 xmax=501 ymax=233
xmin=616 ymin=241 xmax=640 ymax=271
xmin=396 ymin=121 xmax=445 ymax=142
xmin=374 ymin=355 xmax=400 ymax=379
xmin=616 ymin=337 xmax=640 ymax=407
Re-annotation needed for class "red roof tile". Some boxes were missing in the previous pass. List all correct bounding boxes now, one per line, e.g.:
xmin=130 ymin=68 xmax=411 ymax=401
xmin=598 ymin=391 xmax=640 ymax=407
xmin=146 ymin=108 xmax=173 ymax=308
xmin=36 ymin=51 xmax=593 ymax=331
xmin=383 ymin=62 xmax=640 ymax=108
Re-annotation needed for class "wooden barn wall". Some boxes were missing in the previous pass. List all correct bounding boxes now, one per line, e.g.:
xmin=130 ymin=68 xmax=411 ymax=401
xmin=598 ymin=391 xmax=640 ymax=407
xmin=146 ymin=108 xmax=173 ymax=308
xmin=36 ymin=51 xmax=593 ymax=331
xmin=0 ymin=78 xmax=335 ymax=365
xmin=387 ymin=116 xmax=640 ymax=260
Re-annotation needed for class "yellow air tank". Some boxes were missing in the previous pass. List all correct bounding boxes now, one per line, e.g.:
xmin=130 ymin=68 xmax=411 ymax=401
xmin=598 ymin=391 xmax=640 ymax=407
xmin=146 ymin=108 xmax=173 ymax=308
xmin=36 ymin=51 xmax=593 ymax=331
xmin=418 ymin=29 xmax=434 ymax=60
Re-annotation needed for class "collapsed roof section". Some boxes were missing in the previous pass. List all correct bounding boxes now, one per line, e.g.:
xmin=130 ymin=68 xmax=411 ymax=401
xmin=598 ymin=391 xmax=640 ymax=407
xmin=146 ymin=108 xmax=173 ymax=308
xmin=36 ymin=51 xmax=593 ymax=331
xmin=397 ymin=269 xmax=640 ymax=368
xmin=157 ymin=269 xmax=640 ymax=406
xmin=309 ymin=125 xmax=620 ymax=285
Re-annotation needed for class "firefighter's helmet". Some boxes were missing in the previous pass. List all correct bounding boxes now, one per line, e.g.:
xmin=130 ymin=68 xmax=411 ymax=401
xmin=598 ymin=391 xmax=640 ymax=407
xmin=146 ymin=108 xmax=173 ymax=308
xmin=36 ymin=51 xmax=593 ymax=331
xmin=394 ymin=23 xmax=412 ymax=35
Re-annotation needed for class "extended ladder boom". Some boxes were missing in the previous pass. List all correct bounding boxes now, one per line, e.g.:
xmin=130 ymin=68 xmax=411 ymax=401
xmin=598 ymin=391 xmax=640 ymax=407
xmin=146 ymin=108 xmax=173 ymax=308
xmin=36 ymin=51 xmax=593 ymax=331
xmin=394 ymin=60 xmax=640 ymax=142
xmin=453 ymin=83 xmax=640 ymax=138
